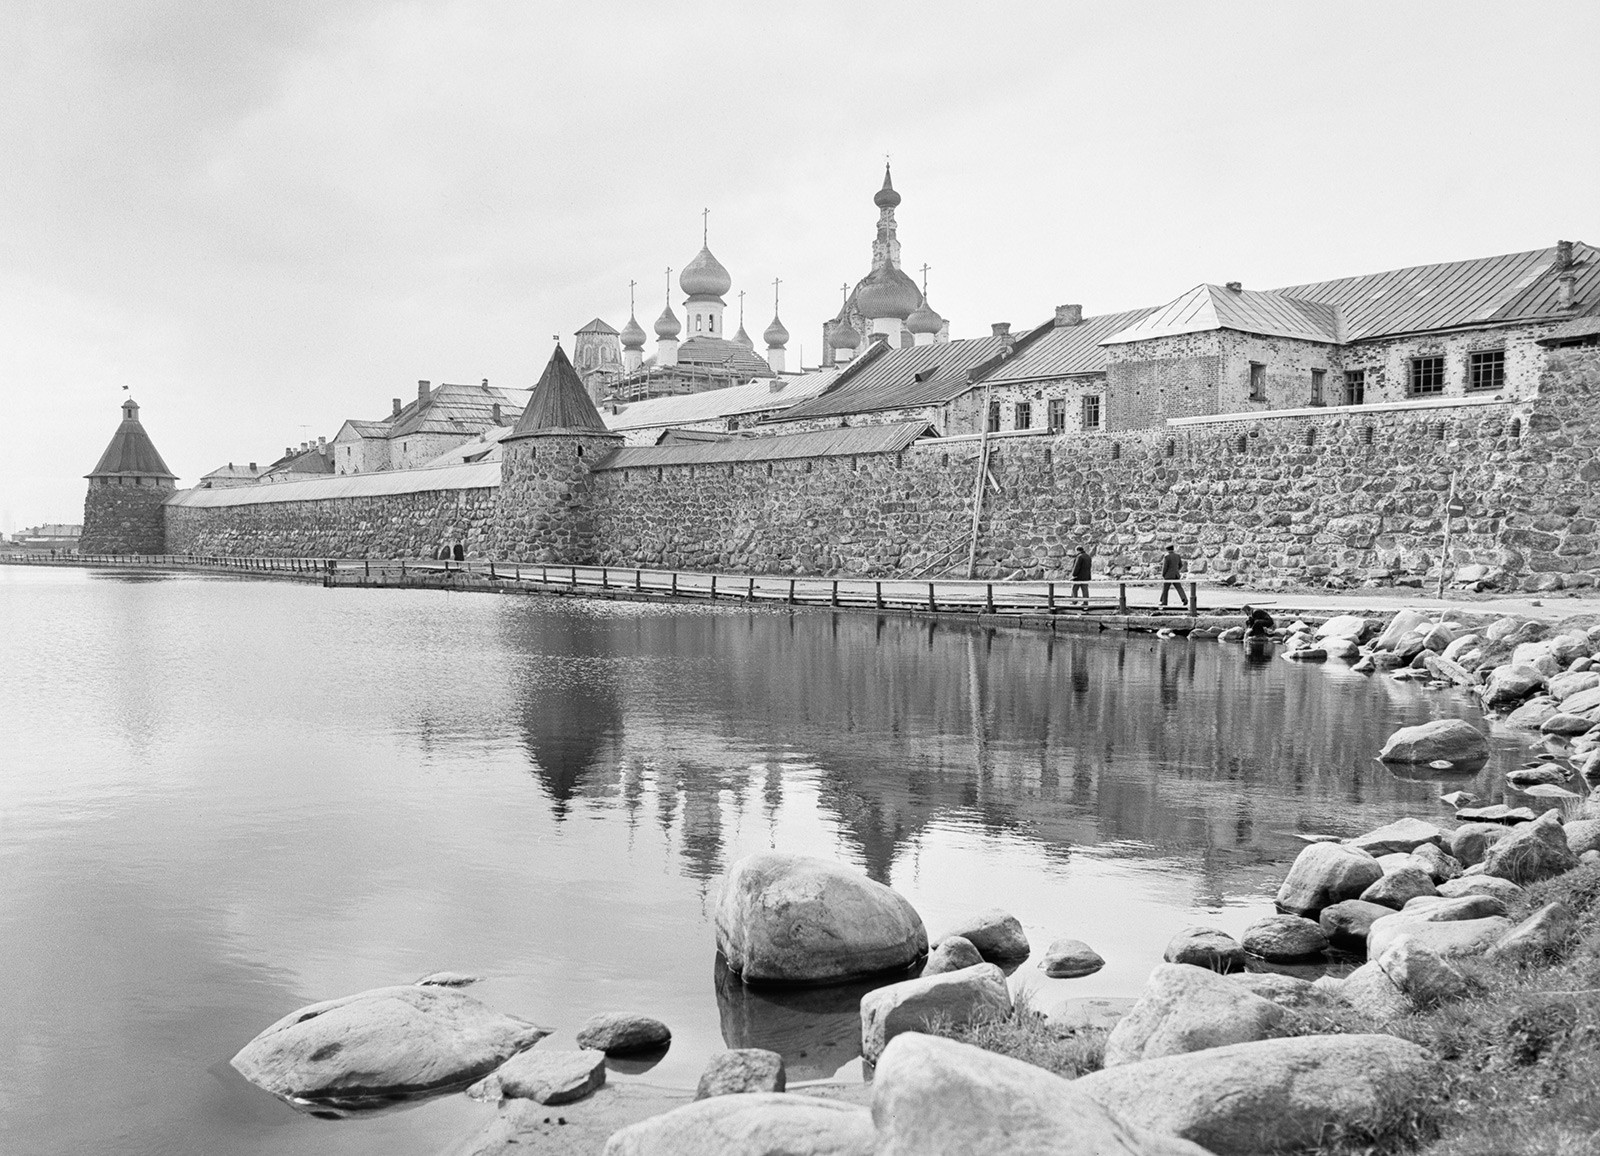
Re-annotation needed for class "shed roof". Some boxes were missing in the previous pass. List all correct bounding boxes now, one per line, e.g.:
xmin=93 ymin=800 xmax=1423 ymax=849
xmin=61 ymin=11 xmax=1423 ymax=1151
xmin=770 ymin=335 xmax=1013 ymax=423
xmin=984 ymin=308 xmax=1162 ymax=380
xmin=510 ymin=345 xmax=617 ymax=438
xmin=593 ymin=421 xmax=935 ymax=471
xmin=88 ymin=401 xmax=177 ymax=479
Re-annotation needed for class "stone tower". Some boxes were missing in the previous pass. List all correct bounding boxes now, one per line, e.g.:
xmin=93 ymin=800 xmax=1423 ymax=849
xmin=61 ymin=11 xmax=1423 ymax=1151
xmin=494 ymin=344 xmax=623 ymax=563
xmin=80 ymin=398 xmax=178 ymax=554
xmin=572 ymin=318 xmax=624 ymax=403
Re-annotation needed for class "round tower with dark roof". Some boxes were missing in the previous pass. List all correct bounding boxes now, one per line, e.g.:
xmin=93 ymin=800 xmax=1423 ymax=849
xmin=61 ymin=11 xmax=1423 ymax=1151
xmin=494 ymin=344 xmax=623 ymax=564
xmin=80 ymin=398 xmax=178 ymax=554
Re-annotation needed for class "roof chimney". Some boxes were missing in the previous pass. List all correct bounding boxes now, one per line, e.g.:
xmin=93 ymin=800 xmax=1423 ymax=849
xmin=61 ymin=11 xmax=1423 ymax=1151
xmin=318 ymin=436 xmax=326 ymax=449
xmin=869 ymin=332 xmax=890 ymax=347
xmin=285 ymin=446 xmax=292 ymax=458
xmin=418 ymin=380 xmax=431 ymax=404
xmin=248 ymin=462 xmax=256 ymax=472
xmin=991 ymin=322 xmax=1015 ymax=352
xmin=1225 ymin=281 xmax=1242 ymax=292
xmin=1054 ymin=304 xmax=1083 ymax=328
xmin=491 ymin=402 xmax=502 ymax=425
xmin=481 ymin=378 xmax=490 ymax=390
xmin=392 ymin=397 xmax=402 ymax=416
xmin=1556 ymin=240 xmax=1575 ymax=270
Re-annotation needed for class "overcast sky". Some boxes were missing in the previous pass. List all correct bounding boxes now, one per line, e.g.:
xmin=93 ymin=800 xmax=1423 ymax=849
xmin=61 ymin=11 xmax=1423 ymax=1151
xmin=2 ymin=1 xmax=1596 ymax=526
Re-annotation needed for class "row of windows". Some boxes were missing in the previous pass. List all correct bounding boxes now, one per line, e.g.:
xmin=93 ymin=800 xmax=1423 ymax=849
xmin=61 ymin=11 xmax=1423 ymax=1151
xmin=987 ymin=395 xmax=1101 ymax=433
xmin=1247 ymin=351 xmax=1505 ymax=405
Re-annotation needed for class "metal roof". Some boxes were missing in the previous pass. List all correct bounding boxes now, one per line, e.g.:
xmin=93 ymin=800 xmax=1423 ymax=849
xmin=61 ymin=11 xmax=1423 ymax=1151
xmin=770 ymin=335 xmax=1012 ymax=423
xmin=675 ymin=335 xmax=775 ymax=377
xmin=88 ymin=402 xmax=177 ymax=478
xmin=984 ymin=308 xmax=1161 ymax=380
xmin=1537 ymin=315 xmax=1600 ymax=345
xmin=603 ymin=368 xmax=839 ymax=432
xmin=418 ymin=424 xmax=514 ymax=467
xmin=593 ymin=421 xmax=936 ymax=471
xmin=339 ymin=419 xmax=390 ymax=438
xmin=1272 ymin=242 xmax=1599 ymax=340
xmin=1101 ymin=285 xmax=1342 ymax=345
xmin=510 ymin=345 xmax=616 ymax=438
xmin=576 ymin=318 xmax=619 ymax=335
xmin=387 ymin=382 xmax=523 ymax=439
xmin=166 ymin=461 xmax=502 ymax=507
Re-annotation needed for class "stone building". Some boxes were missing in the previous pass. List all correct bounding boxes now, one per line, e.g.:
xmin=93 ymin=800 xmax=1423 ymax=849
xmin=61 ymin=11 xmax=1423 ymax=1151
xmin=333 ymin=380 xmax=524 ymax=474
xmin=572 ymin=318 xmax=624 ymax=402
xmin=602 ymin=367 xmax=840 ymax=445
xmin=198 ymin=461 xmax=263 ymax=488
xmin=80 ymin=398 xmax=177 ymax=554
xmin=261 ymin=439 xmax=334 ymax=482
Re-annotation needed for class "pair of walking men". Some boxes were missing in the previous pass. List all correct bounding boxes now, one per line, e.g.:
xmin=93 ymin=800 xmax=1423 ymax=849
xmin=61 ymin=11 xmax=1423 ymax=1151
xmin=1069 ymin=545 xmax=1189 ymax=607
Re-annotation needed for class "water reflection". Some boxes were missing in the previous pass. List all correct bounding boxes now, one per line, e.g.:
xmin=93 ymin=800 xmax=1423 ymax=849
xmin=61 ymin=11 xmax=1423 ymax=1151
xmin=713 ymin=958 xmax=881 ymax=1081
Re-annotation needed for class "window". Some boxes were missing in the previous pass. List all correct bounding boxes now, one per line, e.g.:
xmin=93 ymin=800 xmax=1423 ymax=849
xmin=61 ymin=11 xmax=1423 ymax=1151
xmin=1468 ymin=349 xmax=1505 ymax=392
xmin=1048 ymin=398 xmax=1066 ymax=432
xmin=1409 ymin=356 xmax=1445 ymax=395
xmin=1081 ymin=394 xmax=1101 ymax=431
xmin=1344 ymin=370 xmax=1366 ymax=406
xmin=1014 ymin=402 xmax=1032 ymax=429
xmin=1248 ymin=362 xmax=1266 ymax=401
xmin=987 ymin=402 xmax=1001 ymax=432
xmin=1310 ymin=369 xmax=1326 ymax=405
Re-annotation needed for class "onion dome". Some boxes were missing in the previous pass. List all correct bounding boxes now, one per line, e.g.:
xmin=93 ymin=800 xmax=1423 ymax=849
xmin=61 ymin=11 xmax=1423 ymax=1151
xmin=855 ymin=264 xmax=921 ymax=320
xmin=734 ymin=323 xmax=754 ymax=349
xmin=654 ymin=304 xmax=681 ymax=339
xmin=763 ymin=313 xmax=790 ymax=348
xmin=873 ymin=164 xmax=901 ymax=209
xmin=620 ymin=313 xmax=647 ymax=350
xmin=830 ymin=316 xmax=861 ymax=350
xmin=680 ymin=245 xmax=732 ymax=298
xmin=906 ymin=298 xmax=944 ymax=335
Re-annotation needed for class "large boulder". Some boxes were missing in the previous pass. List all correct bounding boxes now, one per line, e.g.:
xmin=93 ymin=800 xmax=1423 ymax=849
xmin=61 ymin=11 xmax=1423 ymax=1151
xmin=1075 ymin=1034 xmax=1433 ymax=1156
xmin=1504 ymin=697 xmax=1560 ymax=730
xmin=1275 ymin=842 xmax=1383 ymax=917
xmin=1347 ymin=817 xmax=1446 ymax=857
xmin=1227 ymin=973 xmax=1331 ymax=1012
xmin=1374 ymin=609 xmax=1431 ymax=650
xmin=859 ymin=963 xmax=1011 ymax=1063
xmin=1360 ymin=865 xmax=1438 ymax=909
xmin=1408 ymin=842 xmax=1463 ymax=882
xmin=1338 ymin=962 xmax=1413 ymax=1018
xmin=1104 ymin=964 xmax=1291 ymax=1068
xmin=1318 ymin=900 xmax=1394 ymax=950
xmin=1565 ymin=819 xmax=1600 ymax=857
xmin=1378 ymin=719 xmax=1489 ymax=765
xmin=1543 ymin=713 xmax=1598 ymax=736
xmin=1549 ymin=671 xmax=1600 ymax=702
xmin=1562 ymin=686 xmax=1600 ymax=716
xmin=695 ymin=1049 xmax=785 ymax=1099
xmin=1482 ymin=665 xmax=1546 ymax=709
xmin=714 ymin=853 xmax=927 ymax=984
xmin=1366 ymin=915 xmax=1513 ymax=960
xmin=602 ymin=1093 xmax=874 ymax=1156
xmin=936 ymin=909 xmax=1031 ymax=963
xmin=1241 ymin=915 xmax=1328 ymax=962
xmin=467 ymin=1049 xmax=605 ymax=1105
xmin=870 ymin=1033 xmax=1212 ymax=1156
xmin=230 ymin=985 xmax=549 ymax=1108
xmin=922 ymin=935 xmax=984 ymax=976
xmin=1316 ymin=615 xmax=1371 ymax=642
xmin=1039 ymin=938 xmax=1105 ymax=978
xmin=1437 ymin=875 xmax=1523 ymax=903
xmin=1375 ymin=938 xmax=1469 ymax=1008
xmin=1450 ymin=822 xmax=1514 ymax=866
xmin=1486 ymin=902 xmax=1575 ymax=959
xmin=1398 ymin=894 xmax=1510 ymax=920
xmin=577 ymin=1014 xmax=670 ymax=1055
xmin=1480 ymin=811 xmax=1579 ymax=884
xmin=1163 ymin=927 xmax=1247 ymax=972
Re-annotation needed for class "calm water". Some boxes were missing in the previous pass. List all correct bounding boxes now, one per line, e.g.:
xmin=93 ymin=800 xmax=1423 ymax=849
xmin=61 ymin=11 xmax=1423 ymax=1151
xmin=0 ymin=566 xmax=1526 ymax=1155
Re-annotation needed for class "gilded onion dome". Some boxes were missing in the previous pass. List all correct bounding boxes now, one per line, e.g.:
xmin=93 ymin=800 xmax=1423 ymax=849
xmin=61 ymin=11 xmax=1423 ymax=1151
xmin=654 ymin=304 xmax=681 ymax=339
xmin=856 ymin=263 xmax=922 ymax=320
xmin=906 ymin=298 xmax=944 ymax=335
xmin=679 ymin=245 xmax=733 ymax=298
xmin=763 ymin=314 xmax=790 ymax=348
xmin=620 ymin=313 xmax=647 ymax=350
xmin=873 ymin=164 xmax=901 ymax=209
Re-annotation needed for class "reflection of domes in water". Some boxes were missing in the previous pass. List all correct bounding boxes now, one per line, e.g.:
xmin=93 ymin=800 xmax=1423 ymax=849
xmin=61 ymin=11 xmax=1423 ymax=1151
xmin=856 ymin=264 xmax=921 ymax=320
xmin=873 ymin=164 xmax=901 ymax=209
xmin=654 ymin=305 xmax=681 ymax=338
xmin=680 ymin=246 xmax=733 ymax=298
xmin=620 ymin=314 xmax=647 ymax=350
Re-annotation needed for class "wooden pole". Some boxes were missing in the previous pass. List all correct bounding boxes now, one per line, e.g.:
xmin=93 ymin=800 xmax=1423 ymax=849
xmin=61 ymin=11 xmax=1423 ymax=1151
xmin=965 ymin=382 xmax=994 ymax=579
xmin=1437 ymin=470 xmax=1458 ymax=600
xmin=1118 ymin=582 xmax=1127 ymax=614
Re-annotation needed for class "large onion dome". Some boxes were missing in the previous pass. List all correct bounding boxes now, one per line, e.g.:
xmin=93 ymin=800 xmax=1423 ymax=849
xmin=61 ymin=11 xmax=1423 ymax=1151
xmin=763 ymin=313 xmax=790 ymax=348
xmin=830 ymin=316 xmax=861 ymax=350
xmin=873 ymin=164 xmax=901 ymax=209
xmin=855 ymin=264 xmax=921 ymax=320
xmin=680 ymin=246 xmax=732 ymax=298
xmin=620 ymin=313 xmax=647 ymax=350
xmin=654 ymin=304 xmax=681 ymax=339
xmin=906 ymin=298 xmax=944 ymax=335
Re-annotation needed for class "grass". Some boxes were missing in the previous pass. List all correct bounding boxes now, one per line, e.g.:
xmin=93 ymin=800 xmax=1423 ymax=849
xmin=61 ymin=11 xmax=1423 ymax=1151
xmin=930 ymin=864 xmax=1600 ymax=1155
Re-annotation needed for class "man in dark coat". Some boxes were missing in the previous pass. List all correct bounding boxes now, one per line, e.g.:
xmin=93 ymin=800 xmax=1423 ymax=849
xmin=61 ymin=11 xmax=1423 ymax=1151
xmin=1159 ymin=544 xmax=1188 ymax=608
xmin=1070 ymin=546 xmax=1092 ymax=603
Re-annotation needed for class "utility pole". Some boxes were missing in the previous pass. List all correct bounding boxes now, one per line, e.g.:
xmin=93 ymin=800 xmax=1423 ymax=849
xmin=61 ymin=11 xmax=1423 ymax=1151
xmin=965 ymin=382 xmax=994 ymax=578
xmin=1438 ymin=471 xmax=1463 ymax=599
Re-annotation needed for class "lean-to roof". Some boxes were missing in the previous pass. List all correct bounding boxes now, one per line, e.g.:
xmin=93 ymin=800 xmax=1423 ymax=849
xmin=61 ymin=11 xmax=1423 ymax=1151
xmin=593 ymin=421 xmax=935 ymax=470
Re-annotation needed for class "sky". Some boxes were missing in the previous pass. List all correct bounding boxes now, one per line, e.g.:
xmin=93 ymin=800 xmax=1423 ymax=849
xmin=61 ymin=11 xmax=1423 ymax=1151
xmin=2 ymin=0 xmax=1597 ymax=526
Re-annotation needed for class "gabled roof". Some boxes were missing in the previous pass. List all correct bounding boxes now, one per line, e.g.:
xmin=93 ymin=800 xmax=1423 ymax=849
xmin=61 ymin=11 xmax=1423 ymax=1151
xmin=509 ymin=345 xmax=618 ymax=438
xmin=768 ymin=335 xmax=1013 ymax=423
xmin=263 ymin=445 xmax=334 ymax=478
xmin=87 ymin=401 xmax=177 ymax=479
xmin=593 ymin=421 xmax=936 ymax=471
xmin=387 ymin=382 xmax=523 ymax=439
xmin=418 ymin=425 xmax=515 ymax=467
xmin=603 ymin=368 xmax=840 ymax=433
xmin=201 ymin=462 xmax=262 ymax=481
xmin=336 ymin=418 xmax=391 ymax=439
xmin=983 ymin=308 xmax=1162 ymax=381
xmin=676 ymin=335 xmax=775 ymax=377
xmin=1101 ymin=285 xmax=1342 ymax=345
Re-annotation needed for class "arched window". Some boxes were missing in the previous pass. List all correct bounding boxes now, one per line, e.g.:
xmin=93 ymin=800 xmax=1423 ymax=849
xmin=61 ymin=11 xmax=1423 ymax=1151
xmin=1237 ymin=434 xmax=1248 ymax=453
xmin=1305 ymin=428 xmax=1316 ymax=447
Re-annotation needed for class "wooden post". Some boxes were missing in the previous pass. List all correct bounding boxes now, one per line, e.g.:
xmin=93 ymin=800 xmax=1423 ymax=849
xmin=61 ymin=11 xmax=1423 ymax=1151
xmin=747 ymin=576 xmax=755 ymax=601
xmin=875 ymin=581 xmax=883 ymax=609
xmin=928 ymin=583 xmax=937 ymax=612
xmin=489 ymin=560 xmax=496 ymax=579
xmin=831 ymin=580 xmax=839 ymax=607
xmin=965 ymin=381 xmax=994 ymax=578
xmin=601 ymin=566 xmax=608 ymax=589
xmin=1118 ymin=583 xmax=1127 ymax=614
xmin=787 ymin=578 xmax=796 ymax=605
xmin=570 ymin=565 xmax=577 ymax=587
xmin=985 ymin=583 xmax=995 ymax=613
xmin=1047 ymin=582 xmax=1055 ymax=612
xmin=671 ymin=572 xmax=678 ymax=596
xmin=635 ymin=569 xmax=642 ymax=592
xmin=710 ymin=574 xmax=717 ymax=600
xmin=1189 ymin=581 xmax=1198 ymax=613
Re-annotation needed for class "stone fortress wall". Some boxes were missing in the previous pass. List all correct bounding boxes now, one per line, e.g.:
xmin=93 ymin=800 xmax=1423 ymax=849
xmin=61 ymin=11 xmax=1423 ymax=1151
xmin=161 ymin=349 xmax=1600 ymax=591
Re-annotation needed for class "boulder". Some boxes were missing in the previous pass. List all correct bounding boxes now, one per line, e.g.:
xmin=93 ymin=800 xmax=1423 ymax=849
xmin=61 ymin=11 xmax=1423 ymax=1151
xmin=922 ymin=936 xmax=984 ymax=976
xmin=1241 ymin=915 xmax=1328 ymax=962
xmin=1424 ymin=654 xmax=1475 ymax=687
xmin=1366 ymin=915 xmax=1513 ymax=960
xmin=230 ymin=985 xmax=549 ymax=1108
xmin=1227 ymin=972 xmax=1330 ymax=1011
xmin=1162 ymin=927 xmax=1247 ymax=973
xmin=1557 ymin=685 xmax=1600 ymax=716
xmin=1486 ymin=902 xmax=1575 ymax=960
xmin=1504 ymin=697 xmax=1560 ymax=730
xmin=1378 ymin=719 xmax=1489 ymax=765
xmin=1442 ymin=634 xmax=1480 ymax=662
xmin=1423 ymin=622 xmax=1461 ymax=651
xmin=1565 ymin=819 xmax=1600 ymax=857
xmin=1039 ymin=938 xmax=1105 ymax=978
xmin=1512 ymin=640 xmax=1560 ymax=669
xmin=870 ymin=1033 xmax=1211 ymax=1156
xmin=1481 ymin=810 xmax=1579 ymax=884
xmin=576 ymin=1014 xmax=670 ymax=1055
xmin=1437 ymin=875 xmax=1523 ymax=903
xmin=1074 ymin=1034 xmax=1434 ymax=1156
xmin=1316 ymin=614 xmax=1371 ymax=642
xmin=1455 ymin=803 xmax=1538 ymax=825
xmin=1319 ymin=900 xmax=1394 ymax=949
xmin=1218 ymin=626 xmax=1246 ymax=643
xmin=1548 ymin=671 xmax=1600 ymax=702
xmin=602 ymin=1093 xmax=874 ymax=1156
xmin=1506 ymin=764 xmax=1568 ymax=788
xmin=1347 ymin=817 xmax=1446 ymax=857
xmin=1275 ymin=842 xmax=1383 ymax=917
xmin=1359 ymin=866 xmax=1438 ymax=909
xmin=1374 ymin=609 xmax=1431 ymax=650
xmin=1408 ymin=842 xmax=1463 ymax=882
xmin=1338 ymin=961 xmax=1413 ymax=1017
xmin=468 ymin=1049 xmax=606 ymax=1105
xmin=936 ymin=909 xmax=1030 ymax=963
xmin=1450 ymin=822 xmax=1515 ymax=866
xmin=714 ymin=853 xmax=927 ymax=984
xmin=1542 ymin=713 xmax=1598 ymax=736
xmin=1482 ymin=664 xmax=1546 ymax=709
xmin=414 ymin=971 xmax=482 ymax=988
xmin=1103 ymin=964 xmax=1291 ymax=1067
xmin=1375 ymin=938 xmax=1469 ymax=1008
xmin=1322 ymin=638 xmax=1360 ymax=661
xmin=694 ymin=1049 xmax=785 ymax=1099
xmin=1399 ymin=894 xmax=1510 ymax=920
xmin=858 ymin=963 xmax=1011 ymax=1063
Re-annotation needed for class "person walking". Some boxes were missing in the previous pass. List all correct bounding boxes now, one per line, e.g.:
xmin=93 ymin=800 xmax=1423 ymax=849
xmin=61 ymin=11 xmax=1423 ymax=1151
xmin=1159 ymin=544 xmax=1188 ymax=609
xmin=1070 ymin=546 xmax=1093 ymax=605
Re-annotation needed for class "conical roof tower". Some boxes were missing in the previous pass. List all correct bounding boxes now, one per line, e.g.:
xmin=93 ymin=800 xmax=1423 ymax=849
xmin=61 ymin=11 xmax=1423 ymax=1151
xmin=81 ymin=397 xmax=177 ymax=555
xmin=508 ymin=345 xmax=620 ymax=438
xmin=86 ymin=398 xmax=177 ymax=480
